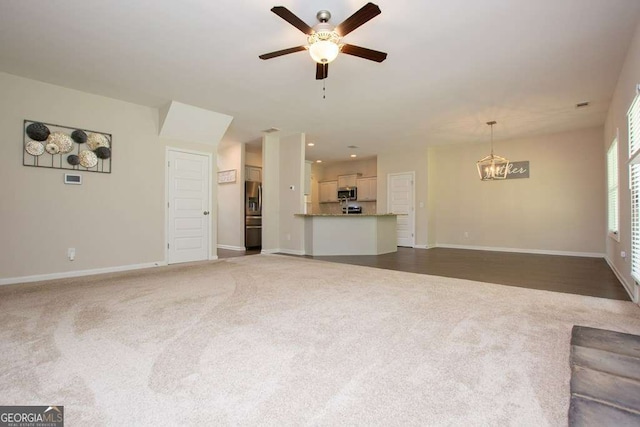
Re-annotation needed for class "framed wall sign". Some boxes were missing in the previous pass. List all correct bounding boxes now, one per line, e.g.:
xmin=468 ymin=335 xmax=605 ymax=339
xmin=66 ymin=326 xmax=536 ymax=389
xmin=504 ymin=161 xmax=530 ymax=179
xmin=217 ymin=169 xmax=237 ymax=184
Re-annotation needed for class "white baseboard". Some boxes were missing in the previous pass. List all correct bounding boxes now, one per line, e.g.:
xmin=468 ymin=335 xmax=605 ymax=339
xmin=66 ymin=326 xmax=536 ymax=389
xmin=0 ymin=261 xmax=167 ymax=286
xmin=261 ymin=248 xmax=280 ymax=254
xmin=604 ymin=256 xmax=637 ymax=303
xmin=217 ymin=245 xmax=245 ymax=251
xmin=276 ymin=249 xmax=306 ymax=256
xmin=209 ymin=255 xmax=219 ymax=261
xmin=260 ymin=248 xmax=306 ymax=256
xmin=413 ymin=244 xmax=429 ymax=249
xmin=435 ymin=243 xmax=605 ymax=258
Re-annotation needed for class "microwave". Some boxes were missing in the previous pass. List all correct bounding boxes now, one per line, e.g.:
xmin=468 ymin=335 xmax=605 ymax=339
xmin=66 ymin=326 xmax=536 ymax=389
xmin=337 ymin=187 xmax=357 ymax=201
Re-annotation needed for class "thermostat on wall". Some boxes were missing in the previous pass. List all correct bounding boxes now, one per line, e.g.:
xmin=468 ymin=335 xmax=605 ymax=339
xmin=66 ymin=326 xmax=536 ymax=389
xmin=64 ymin=173 xmax=82 ymax=185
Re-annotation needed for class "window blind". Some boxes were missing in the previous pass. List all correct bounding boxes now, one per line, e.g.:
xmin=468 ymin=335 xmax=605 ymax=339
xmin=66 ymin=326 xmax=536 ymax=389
xmin=628 ymin=91 xmax=640 ymax=282
xmin=630 ymin=93 xmax=640 ymax=160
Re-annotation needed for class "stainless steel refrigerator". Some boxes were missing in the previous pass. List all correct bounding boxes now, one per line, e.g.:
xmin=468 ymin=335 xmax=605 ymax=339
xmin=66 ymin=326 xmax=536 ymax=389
xmin=245 ymin=181 xmax=262 ymax=249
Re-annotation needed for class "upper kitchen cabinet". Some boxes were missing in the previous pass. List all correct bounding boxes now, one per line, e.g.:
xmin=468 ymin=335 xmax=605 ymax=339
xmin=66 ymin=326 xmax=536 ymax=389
xmin=246 ymin=166 xmax=262 ymax=182
xmin=319 ymin=180 xmax=338 ymax=203
xmin=338 ymin=173 xmax=361 ymax=188
xmin=356 ymin=177 xmax=377 ymax=201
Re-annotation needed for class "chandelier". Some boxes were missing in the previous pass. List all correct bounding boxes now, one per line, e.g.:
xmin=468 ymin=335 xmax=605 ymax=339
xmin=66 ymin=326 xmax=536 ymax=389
xmin=476 ymin=121 xmax=509 ymax=180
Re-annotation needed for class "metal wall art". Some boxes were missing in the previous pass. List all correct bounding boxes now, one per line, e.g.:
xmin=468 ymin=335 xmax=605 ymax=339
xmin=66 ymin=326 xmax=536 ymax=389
xmin=23 ymin=120 xmax=112 ymax=173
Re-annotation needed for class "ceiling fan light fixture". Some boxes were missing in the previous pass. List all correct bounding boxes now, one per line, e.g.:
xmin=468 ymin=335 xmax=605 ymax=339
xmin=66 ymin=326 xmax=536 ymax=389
xmin=260 ymin=3 xmax=387 ymax=77
xmin=308 ymin=29 xmax=341 ymax=64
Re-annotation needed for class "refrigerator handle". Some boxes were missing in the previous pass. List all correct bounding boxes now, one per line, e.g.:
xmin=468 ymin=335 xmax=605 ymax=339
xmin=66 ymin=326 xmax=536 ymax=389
xmin=258 ymin=184 xmax=262 ymax=213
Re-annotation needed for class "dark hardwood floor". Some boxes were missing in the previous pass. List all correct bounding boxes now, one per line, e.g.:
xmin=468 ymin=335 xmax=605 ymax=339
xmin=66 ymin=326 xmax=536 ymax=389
xmin=217 ymin=247 xmax=630 ymax=301
xmin=217 ymin=248 xmax=261 ymax=258
xmin=306 ymin=248 xmax=631 ymax=301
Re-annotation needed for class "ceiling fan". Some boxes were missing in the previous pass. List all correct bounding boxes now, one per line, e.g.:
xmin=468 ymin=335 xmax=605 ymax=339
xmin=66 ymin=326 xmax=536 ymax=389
xmin=259 ymin=2 xmax=387 ymax=80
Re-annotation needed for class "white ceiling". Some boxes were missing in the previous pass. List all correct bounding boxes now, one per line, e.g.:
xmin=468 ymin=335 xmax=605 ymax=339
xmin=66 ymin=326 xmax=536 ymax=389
xmin=1 ymin=0 xmax=639 ymax=162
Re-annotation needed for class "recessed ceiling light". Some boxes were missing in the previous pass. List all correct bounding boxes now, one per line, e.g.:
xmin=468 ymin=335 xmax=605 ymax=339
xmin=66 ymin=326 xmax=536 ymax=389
xmin=350 ymin=154 xmax=357 ymax=158
xmin=307 ymin=142 xmax=315 ymax=146
xmin=316 ymin=160 xmax=322 ymax=163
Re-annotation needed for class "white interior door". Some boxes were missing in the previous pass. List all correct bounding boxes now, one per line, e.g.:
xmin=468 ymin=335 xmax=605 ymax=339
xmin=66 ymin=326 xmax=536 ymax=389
xmin=388 ymin=172 xmax=415 ymax=247
xmin=167 ymin=149 xmax=210 ymax=264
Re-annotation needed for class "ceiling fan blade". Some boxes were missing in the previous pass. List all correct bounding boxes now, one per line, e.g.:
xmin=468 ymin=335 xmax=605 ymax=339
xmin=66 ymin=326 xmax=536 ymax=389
xmin=335 ymin=2 xmax=382 ymax=36
xmin=315 ymin=63 xmax=329 ymax=80
xmin=259 ymin=46 xmax=306 ymax=60
xmin=341 ymin=44 xmax=387 ymax=62
xmin=271 ymin=6 xmax=313 ymax=34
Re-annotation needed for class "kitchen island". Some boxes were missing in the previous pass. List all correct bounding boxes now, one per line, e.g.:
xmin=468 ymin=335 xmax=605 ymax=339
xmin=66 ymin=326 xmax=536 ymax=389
xmin=295 ymin=213 xmax=397 ymax=256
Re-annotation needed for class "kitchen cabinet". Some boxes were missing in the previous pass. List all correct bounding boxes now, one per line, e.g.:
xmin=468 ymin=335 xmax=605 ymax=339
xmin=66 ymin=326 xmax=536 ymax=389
xmin=319 ymin=180 xmax=338 ymax=203
xmin=356 ymin=177 xmax=377 ymax=201
xmin=246 ymin=166 xmax=262 ymax=182
xmin=338 ymin=173 xmax=361 ymax=188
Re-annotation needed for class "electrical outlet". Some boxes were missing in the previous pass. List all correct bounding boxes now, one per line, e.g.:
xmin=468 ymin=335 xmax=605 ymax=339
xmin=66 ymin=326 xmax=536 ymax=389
xmin=68 ymin=248 xmax=75 ymax=261
xmin=464 ymin=232 xmax=469 ymax=238
xmin=286 ymin=233 xmax=291 ymax=241
xmin=621 ymin=251 xmax=627 ymax=259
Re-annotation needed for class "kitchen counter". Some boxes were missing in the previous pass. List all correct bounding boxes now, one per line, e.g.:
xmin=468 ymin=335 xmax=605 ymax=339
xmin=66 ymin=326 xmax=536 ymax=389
xmin=296 ymin=213 xmax=397 ymax=256
xmin=295 ymin=213 xmax=397 ymax=217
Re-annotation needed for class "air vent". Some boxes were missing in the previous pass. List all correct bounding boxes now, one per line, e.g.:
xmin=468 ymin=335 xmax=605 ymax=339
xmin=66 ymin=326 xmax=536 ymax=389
xmin=576 ymin=102 xmax=590 ymax=108
xmin=262 ymin=127 xmax=281 ymax=133
xmin=347 ymin=145 xmax=359 ymax=149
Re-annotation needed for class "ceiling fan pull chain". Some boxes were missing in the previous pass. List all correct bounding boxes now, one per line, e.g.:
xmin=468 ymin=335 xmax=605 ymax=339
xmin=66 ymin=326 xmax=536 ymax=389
xmin=323 ymin=79 xmax=326 ymax=99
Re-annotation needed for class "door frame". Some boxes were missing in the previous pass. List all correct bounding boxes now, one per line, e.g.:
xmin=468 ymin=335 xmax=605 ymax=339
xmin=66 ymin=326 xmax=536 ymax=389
xmin=165 ymin=147 xmax=214 ymax=264
xmin=387 ymin=171 xmax=416 ymax=248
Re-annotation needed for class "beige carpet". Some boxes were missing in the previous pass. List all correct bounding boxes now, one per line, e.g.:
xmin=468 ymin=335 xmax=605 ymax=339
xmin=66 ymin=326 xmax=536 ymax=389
xmin=1 ymin=254 xmax=639 ymax=426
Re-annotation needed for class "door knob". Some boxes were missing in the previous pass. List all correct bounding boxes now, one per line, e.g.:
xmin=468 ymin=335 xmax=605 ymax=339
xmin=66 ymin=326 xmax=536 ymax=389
xmin=203 ymin=211 xmax=210 ymax=215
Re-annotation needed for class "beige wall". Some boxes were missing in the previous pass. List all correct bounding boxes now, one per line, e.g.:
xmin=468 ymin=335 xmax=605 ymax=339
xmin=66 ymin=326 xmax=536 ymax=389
xmin=261 ymin=134 xmax=280 ymax=251
xmin=429 ymin=127 xmax=605 ymax=255
xmin=377 ymin=148 xmax=429 ymax=247
xmin=427 ymin=152 xmax=438 ymax=247
xmin=261 ymin=133 xmax=305 ymax=254
xmin=604 ymin=20 xmax=640 ymax=300
xmin=278 ymin=133 xmax=305 ymax=254
xmin=217 ymin=143 xmax=244 ymax=249
xmin=0 ymin=72 xmax=220 ymax=280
